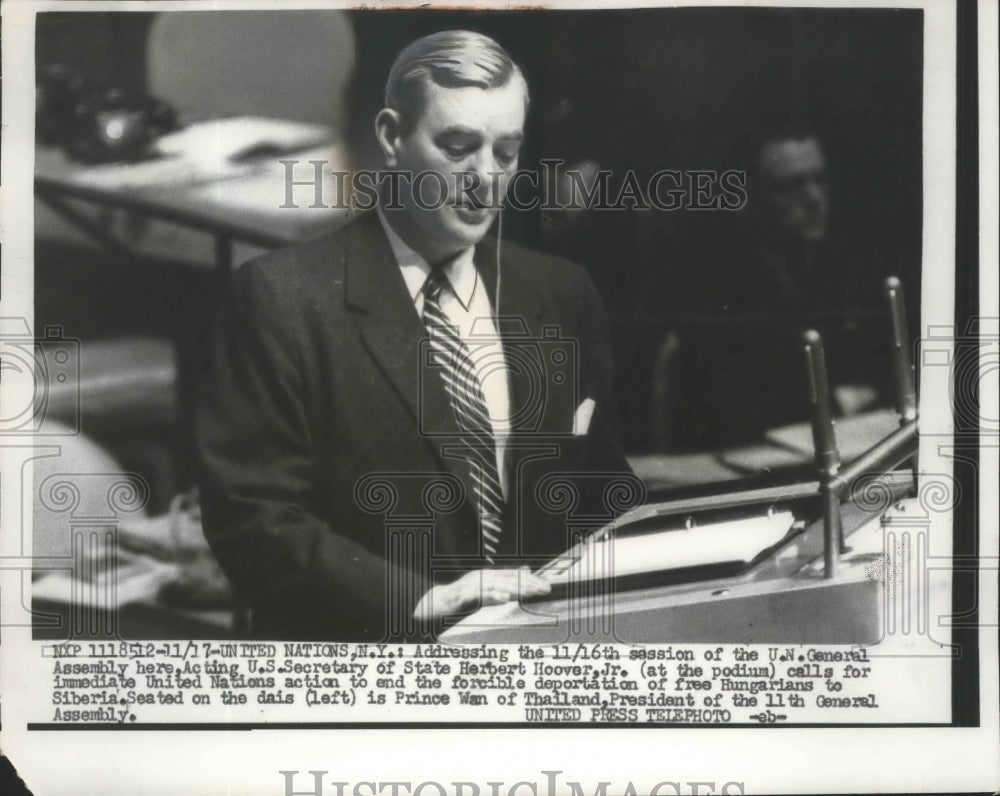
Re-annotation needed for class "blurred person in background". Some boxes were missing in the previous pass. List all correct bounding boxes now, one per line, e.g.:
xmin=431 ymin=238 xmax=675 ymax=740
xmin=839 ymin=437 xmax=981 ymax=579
xmin=664 ymin=122 xmax=890 ymax=450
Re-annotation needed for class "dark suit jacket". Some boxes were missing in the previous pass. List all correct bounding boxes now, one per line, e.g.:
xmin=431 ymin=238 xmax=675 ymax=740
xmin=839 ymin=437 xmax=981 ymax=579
xmin=196 ymin=210 xmax=639 ymax=641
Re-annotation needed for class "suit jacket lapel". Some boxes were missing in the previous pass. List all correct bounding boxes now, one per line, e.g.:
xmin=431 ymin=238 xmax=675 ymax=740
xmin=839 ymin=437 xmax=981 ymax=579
xmin=345 ymin=213 xmax=480 ymax=530
xmin=475 ymin=241 xmax=547 ymax=439
xmin=349 ymin=217 xmax=551 ymax=443
xmin=476 ymin=241 xmax=575 ymax=438
xmin=345 ymin=215 xmax=573 ymax=556
xmin=476 ymin=239 xmax=579 ymax=559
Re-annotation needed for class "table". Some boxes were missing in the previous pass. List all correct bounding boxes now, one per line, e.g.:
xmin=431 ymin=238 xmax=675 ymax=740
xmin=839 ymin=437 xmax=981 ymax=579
xmin=628 ymin=407 xmax=902 ymax=491
xmin=35 ymin=143 xmax=351 ymax=275
xmin=32 ymin=597 xmax=233 ymax=641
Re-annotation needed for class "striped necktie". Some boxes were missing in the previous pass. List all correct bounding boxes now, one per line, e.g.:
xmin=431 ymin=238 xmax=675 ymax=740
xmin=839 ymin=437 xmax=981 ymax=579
xmin=422 ymin=268 xmax=503 ymax=563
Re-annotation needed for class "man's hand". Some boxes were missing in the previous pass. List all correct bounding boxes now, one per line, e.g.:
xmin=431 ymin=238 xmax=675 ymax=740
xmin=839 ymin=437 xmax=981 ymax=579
xmin=414 ymin=567 xmax=551 ymax=621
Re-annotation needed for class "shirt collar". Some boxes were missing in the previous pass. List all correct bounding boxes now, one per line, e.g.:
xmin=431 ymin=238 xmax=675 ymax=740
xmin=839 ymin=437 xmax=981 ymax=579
xmin=376 ymin=205 xmax=478 ymax=309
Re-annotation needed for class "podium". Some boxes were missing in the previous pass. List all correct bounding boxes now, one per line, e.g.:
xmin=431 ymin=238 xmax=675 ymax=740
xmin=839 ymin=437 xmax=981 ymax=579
xmin=441 ymin=476 xmax=912 ymax=645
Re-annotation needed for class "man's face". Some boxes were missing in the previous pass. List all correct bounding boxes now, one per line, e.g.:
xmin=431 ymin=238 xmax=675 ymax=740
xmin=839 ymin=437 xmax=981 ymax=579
xmin=391 ymin=77 xmax=526 ymax=254
xmin=757 ymin=137 xmax=829 ymax=243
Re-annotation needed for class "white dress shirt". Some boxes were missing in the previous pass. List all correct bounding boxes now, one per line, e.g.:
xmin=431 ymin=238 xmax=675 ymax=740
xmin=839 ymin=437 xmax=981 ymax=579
xmin=377 ymin=208 xmax=511 ymax=497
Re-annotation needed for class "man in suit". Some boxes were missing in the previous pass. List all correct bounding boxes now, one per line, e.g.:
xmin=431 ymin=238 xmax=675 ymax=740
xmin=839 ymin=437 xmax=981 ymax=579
xmin=196 ymin=30 xmax=639 ymax=641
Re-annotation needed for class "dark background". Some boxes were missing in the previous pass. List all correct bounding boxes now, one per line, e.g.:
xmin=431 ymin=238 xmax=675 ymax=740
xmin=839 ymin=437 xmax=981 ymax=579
xmin=35 ymin=7 xmax=923 ymax=463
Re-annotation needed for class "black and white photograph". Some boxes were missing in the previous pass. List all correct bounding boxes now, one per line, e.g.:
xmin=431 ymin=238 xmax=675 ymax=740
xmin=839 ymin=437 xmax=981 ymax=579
xmin=0 ymin=1 xmax=996 ymax=794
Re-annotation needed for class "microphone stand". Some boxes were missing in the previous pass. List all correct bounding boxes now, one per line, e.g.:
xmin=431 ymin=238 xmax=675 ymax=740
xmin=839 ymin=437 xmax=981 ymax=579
xmin=802 ymin=330 xmax=844 ymax=578
xmin=801 ymin=276 xmax=920 ymax=579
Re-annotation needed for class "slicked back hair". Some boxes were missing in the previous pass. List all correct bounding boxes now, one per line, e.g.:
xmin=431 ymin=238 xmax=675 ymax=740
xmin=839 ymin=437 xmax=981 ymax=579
xmin=385 ymin=30 xmax=528 ymax=133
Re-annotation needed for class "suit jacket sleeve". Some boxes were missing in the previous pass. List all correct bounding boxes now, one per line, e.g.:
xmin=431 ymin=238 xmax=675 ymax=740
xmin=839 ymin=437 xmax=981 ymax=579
xmin=196 ymin=260 xmax=431 ymax=639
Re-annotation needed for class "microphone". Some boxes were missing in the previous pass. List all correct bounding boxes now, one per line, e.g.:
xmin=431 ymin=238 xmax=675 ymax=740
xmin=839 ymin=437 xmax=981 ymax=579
xmin=803 ymin=329 xmax=841 ymax=478
xmin=884 ymin=276 xmax=917 ymax=424
xmin=803 ymin=329 xmax=844 ymax=576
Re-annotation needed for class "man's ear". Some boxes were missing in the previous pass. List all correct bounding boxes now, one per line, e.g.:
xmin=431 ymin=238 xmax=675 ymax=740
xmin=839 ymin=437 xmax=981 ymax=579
xmin=375 ymin=108 xmax=404 ymax=168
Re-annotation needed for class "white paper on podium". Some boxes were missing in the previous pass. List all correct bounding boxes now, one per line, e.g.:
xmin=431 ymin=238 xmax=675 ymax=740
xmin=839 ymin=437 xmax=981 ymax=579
xmin=539 ymin=510 xmax=796 ymax=584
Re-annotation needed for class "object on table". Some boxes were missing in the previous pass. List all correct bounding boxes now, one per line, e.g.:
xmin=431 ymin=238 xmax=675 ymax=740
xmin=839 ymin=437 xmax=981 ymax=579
xmin=118 ymin=490 xmax=234 ymax=611
xmin=32 ymin=545 xmax=176 ymax=608
xmin=36 ymin=64 xmax=178 ymax=164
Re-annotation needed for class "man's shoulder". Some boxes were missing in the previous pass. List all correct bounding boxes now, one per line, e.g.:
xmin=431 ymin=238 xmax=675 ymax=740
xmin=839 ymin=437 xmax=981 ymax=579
xmin=488 ymin=234 xmax=596 ymax=296
xmin=233 ymin=211 xmax=383 ymax=304
xmin=239 ymin=212 xmax=370 ymax=281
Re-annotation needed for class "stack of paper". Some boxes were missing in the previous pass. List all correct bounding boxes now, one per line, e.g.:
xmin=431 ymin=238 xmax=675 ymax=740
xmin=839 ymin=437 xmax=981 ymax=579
xmin=539 ymin=510 xmax=796 ymax=585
